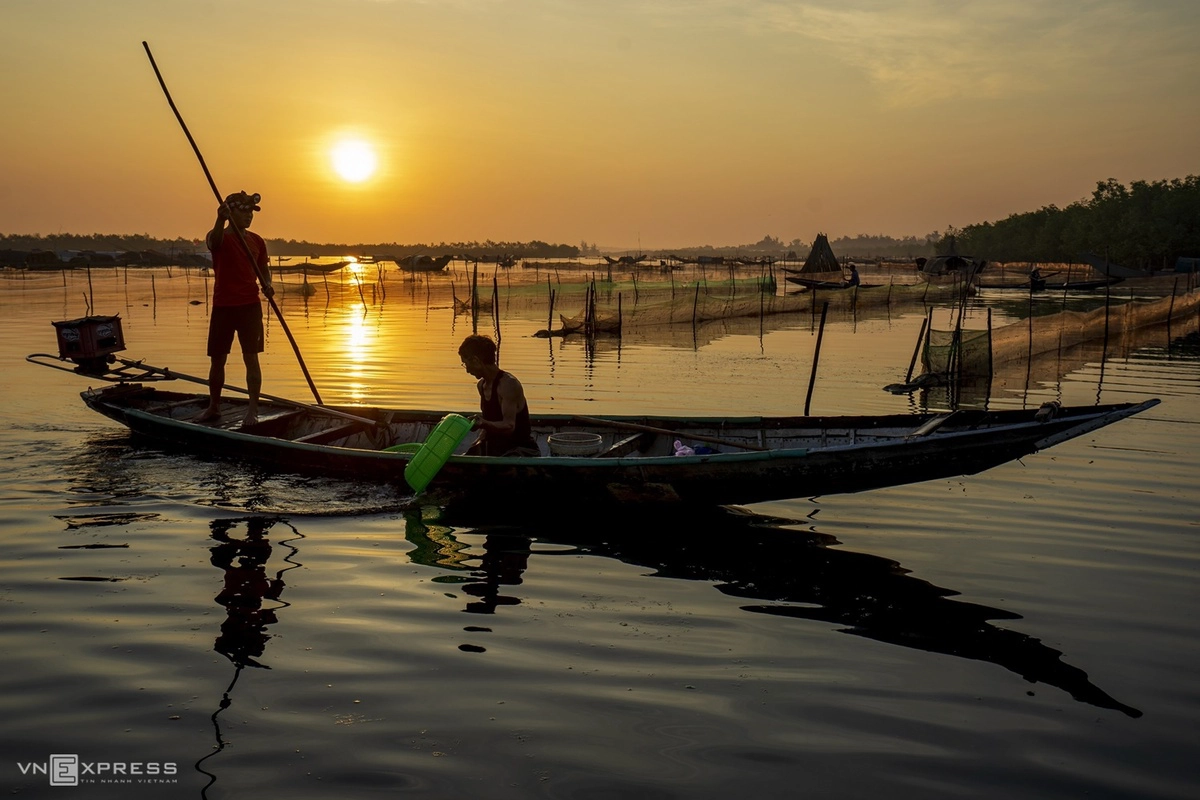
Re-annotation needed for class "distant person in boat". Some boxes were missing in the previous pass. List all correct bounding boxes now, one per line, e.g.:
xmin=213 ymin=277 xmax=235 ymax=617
xmin=847 ymin=264 xmax=861 ymax=287
xmin=197 ymin=191 xmax=274 ymax=427
xmin=458 ymin=334 xmax=539 ymax=457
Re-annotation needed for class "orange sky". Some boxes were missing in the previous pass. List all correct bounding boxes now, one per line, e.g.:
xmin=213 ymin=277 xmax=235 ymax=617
xmin=2 ymin=0 xmax=1198 ymax=249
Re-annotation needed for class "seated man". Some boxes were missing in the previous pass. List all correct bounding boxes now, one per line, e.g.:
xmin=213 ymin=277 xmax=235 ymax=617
xmin=458 ymin=335 xmax=539 ymax=457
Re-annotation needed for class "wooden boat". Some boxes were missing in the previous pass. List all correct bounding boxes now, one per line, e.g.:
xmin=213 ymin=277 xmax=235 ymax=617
xmin=783 ymin=272 xmax=850 ymax=290
xmin=916 ymin=237 xmax=985 ymax=285
xmin=396 ymin=254 xmax=452 ymax=272
xmin=916 ymin=253 xmax=985 ymax=284
xmin=784 ymin=233 xmax=846 ymax=289
xmin=269 ymin=260 xmax=351 ymax=275
xmin=68 ymin=374 xmax=1157 ymax=512
xmin=978 ymin=274 xmax=1123 ymax=291
xmin=604 ymin=254 xmax=648 ymax=266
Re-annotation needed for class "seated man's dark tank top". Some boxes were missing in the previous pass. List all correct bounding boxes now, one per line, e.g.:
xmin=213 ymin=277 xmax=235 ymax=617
xmin=478 ymin=371 xmax=537 ymax=456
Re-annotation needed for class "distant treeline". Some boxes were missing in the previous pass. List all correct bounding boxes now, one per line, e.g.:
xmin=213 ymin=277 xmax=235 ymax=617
xmin=946 ymin=176 xmax=1200 ymax=269
xmin=0 ymin=233 xmax=582 ymax=267
xmin=645 ymin=233 xmax=937 ymax=261
xmin=270 ymin=239 xmax=582 ymax=261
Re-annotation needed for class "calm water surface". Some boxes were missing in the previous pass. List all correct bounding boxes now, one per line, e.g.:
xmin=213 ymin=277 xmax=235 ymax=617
xmin=1 ymin=264 xmax=1198 ymax=799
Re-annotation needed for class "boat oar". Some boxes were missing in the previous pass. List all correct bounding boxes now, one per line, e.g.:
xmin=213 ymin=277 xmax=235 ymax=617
xmin=117 ymin=358 xmax=378 ymax=428
xmin=142 ymin=41 xmax=324 ymax=406
xmin=570 ymin=415 xmax=769 ymax=452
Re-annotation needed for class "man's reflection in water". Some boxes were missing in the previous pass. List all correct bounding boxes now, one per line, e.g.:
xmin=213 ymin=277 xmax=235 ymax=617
xmin=462 ymin=534 xmax=532 ymax=614
xmin=209 ymin=518 xmax=287 ymax=668
xmin=199 ymin=517 xmax=303 ymax=798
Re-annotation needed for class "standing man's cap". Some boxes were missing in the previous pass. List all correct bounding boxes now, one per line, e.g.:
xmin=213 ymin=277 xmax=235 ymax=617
xmin=224 ymin=191 xmax=261 ymax=212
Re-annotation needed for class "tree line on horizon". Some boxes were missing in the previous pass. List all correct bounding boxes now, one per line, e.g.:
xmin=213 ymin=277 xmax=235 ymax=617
xmin=0 ymin=231 xmax=940 ymax=266
xmin=942 ymin=176 xmax=1200 ymax=270
xmin=5 ymin=176 xmax=1195 ymax=269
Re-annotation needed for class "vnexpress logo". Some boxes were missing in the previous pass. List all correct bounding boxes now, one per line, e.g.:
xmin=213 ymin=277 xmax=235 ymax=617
xmin=50 ymin=754 xmax=78 ymax=786
xmin=17 ymin=755 xmax=177 ymax=787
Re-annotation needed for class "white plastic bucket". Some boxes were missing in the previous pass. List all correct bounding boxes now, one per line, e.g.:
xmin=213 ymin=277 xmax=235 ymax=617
xmin=546 ymin=432 xmax=604 ymax=456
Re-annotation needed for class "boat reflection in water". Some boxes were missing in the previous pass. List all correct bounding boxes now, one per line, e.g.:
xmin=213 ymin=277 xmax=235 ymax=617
xmin=196 ymin=517 xmax=304 ymax=798
xmin=406 ymin=506 xmax=1142 ymax=719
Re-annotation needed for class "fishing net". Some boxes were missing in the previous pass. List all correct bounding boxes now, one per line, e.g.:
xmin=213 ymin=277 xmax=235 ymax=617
xmin=533 ymin=276 xmax=972 ymax=335
xmin=923 ymin=288 xmax=1200 ymax=378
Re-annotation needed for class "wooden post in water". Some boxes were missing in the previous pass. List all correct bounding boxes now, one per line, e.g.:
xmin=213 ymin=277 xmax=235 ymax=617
xmin=491 ymin=274 xmax=500 ymax=332
xmin=1102 ymin=268 xmax=1112 ymax=356
xmin=589 ymin=280 xmax=598 ymax=337
xmin=355 ymin=274 xmax=368 ymax=311
xmin=984 ymin=307 xmax=995 ymax=406
xmin=986 ymin=307 xmax=994 ymax=381
xmin=905 ymin=315 xmax=929 ymax=384
xmin=151 ymin=273 xmax=157 ymax=305
xmin=691 ymin=282 xmax=700 ymax=330
xmin=759 ymin=282 xmax=765 ymax=338
xmin=85 ymin=264 xmax=94 ymax=311
xmin=1167 ymin=278 xmax=1179 ymax=343
xmin=804 ymin=301 xmax=829 ymax=416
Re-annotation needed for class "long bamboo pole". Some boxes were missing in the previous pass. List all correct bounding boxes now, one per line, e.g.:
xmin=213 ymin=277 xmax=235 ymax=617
xmin=142 ymin=41 xmax=323 ymax=405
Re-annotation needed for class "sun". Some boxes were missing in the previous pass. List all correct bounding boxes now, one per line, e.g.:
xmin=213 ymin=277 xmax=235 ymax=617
xmin=330 ymin=139 xmax=378 ymax=183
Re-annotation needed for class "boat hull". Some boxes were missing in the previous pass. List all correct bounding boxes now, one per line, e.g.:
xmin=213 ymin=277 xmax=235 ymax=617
xmin=80 ymin=386 xmax=1158 ymax=512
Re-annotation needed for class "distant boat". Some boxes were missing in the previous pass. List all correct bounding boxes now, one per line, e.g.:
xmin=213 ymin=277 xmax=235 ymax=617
xmin=603 ymin=254 xmax=648 ymax=266
xmin=977 ymin=276 xmax=1123 ymax=291
xmin=915 ymin=253 xmax=986 ymax=285
xmin=782 ymin=233 xmax=850 ymax=288
xmin=913 ymin=235 xmax=985 ymax=285
xmin=270 ymin=260 xmax=351 ymax=275
xmin=396 ymin=254 xmax=452 ymax=272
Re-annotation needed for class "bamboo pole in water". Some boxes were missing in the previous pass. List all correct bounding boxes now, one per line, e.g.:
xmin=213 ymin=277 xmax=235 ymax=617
xmin=905 ymin=315 xmax=929 ymax=384
xmin=804 ymin=301 xmax=829 ymax=416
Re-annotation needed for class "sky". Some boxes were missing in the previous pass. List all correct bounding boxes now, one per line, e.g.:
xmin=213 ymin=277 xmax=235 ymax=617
xmin=2 ymin=0 xmax=1198 ymax=250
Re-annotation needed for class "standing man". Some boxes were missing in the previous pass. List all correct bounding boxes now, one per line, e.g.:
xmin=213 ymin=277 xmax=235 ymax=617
xmin=458 ymin=334 xmax=539 ymax=456
xmin=197 ymin=191 xmax=273 ymax=427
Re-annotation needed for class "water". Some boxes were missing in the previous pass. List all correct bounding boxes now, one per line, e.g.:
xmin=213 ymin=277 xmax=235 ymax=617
xmin=2 ymin=263 xmax=1199 ymax=798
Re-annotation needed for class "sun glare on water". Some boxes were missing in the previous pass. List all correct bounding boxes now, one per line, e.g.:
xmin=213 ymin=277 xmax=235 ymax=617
xmin=331 ymin=139 xmax=378 ymax=183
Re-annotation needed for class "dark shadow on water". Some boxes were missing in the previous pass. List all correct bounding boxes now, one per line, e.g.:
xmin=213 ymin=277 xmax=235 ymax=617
xmin=407 ymin=505 xmax=1143 ymax=719
xmin=196 ymin=517 xmax=304 ymax=799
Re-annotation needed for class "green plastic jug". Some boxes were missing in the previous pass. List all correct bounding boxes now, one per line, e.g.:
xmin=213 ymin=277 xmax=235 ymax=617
xmin=403 ymin=413 xmax=473 ymax=492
